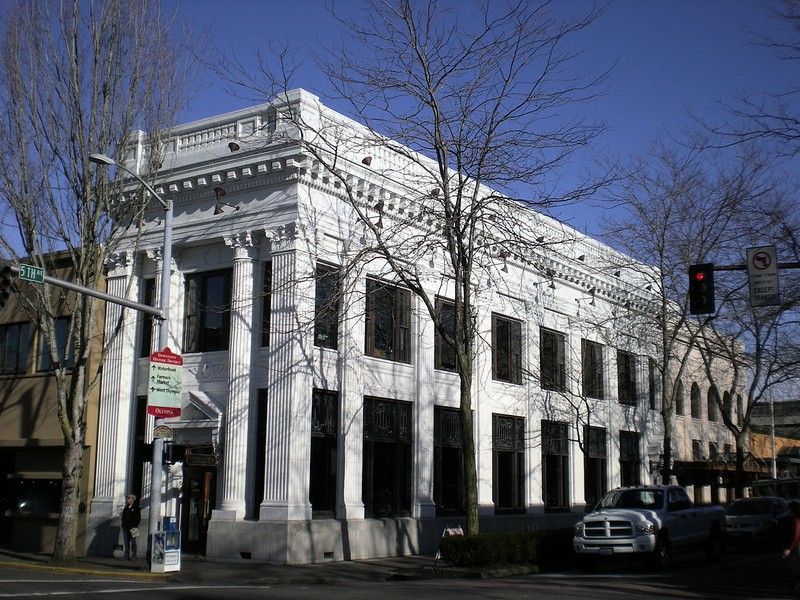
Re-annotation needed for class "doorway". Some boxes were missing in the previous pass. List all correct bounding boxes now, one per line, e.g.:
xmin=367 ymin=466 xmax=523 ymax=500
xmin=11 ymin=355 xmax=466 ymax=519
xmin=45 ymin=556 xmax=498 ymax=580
xmin=180 ymin=465 xmax=216 ymax=555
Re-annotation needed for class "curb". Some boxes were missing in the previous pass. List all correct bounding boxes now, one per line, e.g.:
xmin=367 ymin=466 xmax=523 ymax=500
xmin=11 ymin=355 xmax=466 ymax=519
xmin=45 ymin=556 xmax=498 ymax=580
xmin=0 ymin=560 xmax=168 ymax=581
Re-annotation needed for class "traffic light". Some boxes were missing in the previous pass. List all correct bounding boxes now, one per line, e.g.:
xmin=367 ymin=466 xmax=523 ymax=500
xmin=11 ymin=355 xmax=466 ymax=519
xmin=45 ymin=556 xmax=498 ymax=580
xmin=688 ymin=263 xmax=715 ymax=315
xmin=0 ymin=264 xmax=13 ymax=310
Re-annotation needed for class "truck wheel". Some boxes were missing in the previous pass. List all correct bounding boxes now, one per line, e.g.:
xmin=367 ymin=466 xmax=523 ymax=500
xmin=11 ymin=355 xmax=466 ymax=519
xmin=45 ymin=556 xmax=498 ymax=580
xmin=650 ymin=535 xmax=671 ymax=571
xmin=705 ymin=528 xmax=723 ymax=562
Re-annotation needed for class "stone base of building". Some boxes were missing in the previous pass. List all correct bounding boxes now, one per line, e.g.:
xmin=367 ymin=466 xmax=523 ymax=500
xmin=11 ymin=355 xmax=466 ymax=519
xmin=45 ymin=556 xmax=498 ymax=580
xmin=205 ymin=511 xmax=582 ymax=564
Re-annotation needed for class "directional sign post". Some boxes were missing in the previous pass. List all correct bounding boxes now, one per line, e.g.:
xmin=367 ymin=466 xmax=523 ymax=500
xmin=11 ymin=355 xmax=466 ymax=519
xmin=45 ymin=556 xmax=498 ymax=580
xmin=747 ymin=245 xmax=781 ymax=307
xmin=148 ymin=348 xmax=183 ymax=418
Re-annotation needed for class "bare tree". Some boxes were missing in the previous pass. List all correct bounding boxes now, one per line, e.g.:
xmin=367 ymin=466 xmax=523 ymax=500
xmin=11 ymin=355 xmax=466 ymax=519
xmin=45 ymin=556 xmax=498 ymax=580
xmin=601 ymin=139 xmax=778 ymax=488
xmin=0 ymin=0 xmax=196 ymax=563
xmin=215 ymin=0 xmax=610 ymax=534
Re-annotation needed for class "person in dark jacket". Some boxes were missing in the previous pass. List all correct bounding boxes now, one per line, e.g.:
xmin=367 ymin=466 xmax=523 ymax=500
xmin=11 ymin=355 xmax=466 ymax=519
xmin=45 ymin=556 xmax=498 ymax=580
xmin=121 ymin=493 xmax=141 ymax=560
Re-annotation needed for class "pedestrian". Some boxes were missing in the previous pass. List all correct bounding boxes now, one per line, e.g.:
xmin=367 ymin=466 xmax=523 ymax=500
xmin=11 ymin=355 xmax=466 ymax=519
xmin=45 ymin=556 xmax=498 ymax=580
xmin=121 ymin=493 xmax=141 ymax=561
xmin=783 ymin=500 xmax=800 ymax=598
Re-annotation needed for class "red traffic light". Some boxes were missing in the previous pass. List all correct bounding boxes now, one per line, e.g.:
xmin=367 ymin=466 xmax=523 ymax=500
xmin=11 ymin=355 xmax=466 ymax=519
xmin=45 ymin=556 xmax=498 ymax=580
xmin=688 ymin=263 xmax=715 ymax=315
xmin=693 ymin=271 xmax=705 ymax=283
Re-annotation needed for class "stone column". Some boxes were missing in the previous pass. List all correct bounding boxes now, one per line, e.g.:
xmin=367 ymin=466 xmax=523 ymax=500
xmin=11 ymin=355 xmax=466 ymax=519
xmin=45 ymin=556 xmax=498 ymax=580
xmin=259 ymin=223 xmax=314 ymax=521
xmin=216 ymin=231 xmax=258 ymax=519
xmin=474 ymin=287 xmax=496 ymax=515
xmin=413 ymin=290 xmax=437 ymax=518
xmin=89 ymin=253 xmax=139 ymax=519
xmin=337 ymin=262 xmax=365 ymax=520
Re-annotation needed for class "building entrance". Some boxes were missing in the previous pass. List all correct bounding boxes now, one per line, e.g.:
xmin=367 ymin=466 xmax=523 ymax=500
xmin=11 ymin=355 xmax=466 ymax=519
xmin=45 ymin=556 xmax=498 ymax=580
xmin=180 ymin=465 xmax=215 ymax=555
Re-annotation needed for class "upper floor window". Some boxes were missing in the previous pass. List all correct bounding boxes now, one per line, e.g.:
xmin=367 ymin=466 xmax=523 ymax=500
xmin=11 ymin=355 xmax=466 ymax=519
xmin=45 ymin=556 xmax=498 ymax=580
xmin=674 ymin=379 xmax=686 ymax=415
xmin=540 ymin=327 xmax=566 ymax=392
xmin=37 ymin=316 xmax=73 ymax=371
xmin=138 ymin=278 xmax=155 ymax=357
xmin=184 ymin=269 xmax=232 ymax=353
xmin=314 ymin=264 xmax=339 ymax=350
xmin=617 ymin=349 xmax=637 ymax=406
xmin=691 ymin=382 xmax=702 ymax=419
xmin=365 ymin=279 xmax=410 ymax=363
xmin=648 ymin=358 xmax=658 ymax=410
xmin=707 ymin=386 xmax=719 ymax=422
xmin=581 ymin=339 xmax=604 ymax=399
xmin=434 ymin=298 xmax=457 ymax=372
xmin=0 ymin=321 xmax=30 ymax=374
xmin=492 ymin=314 xmax=522 ymax=384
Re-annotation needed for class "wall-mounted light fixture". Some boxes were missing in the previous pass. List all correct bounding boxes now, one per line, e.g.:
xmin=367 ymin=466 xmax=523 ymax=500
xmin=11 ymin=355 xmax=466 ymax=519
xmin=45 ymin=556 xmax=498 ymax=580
xmin=361 ymin=156 xmax=372 ymax=166
xmin=213 ymin=187 xmax=240 ymax=215
xmin=228 ymin=142 xmax=240 ymax=152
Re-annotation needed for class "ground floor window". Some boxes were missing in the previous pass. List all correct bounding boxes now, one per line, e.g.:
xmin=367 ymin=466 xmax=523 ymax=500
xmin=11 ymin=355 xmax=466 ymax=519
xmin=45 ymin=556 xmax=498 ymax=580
xmin=362 ymin=397 xmax=411 ymax=517
xmin=620 ymin=430 xmax=641 ymax=487
xmin=542 ymin=420 xmax=570 ymax=511
xmin=434 ymin=406 xmax=464 ymax=515
xmin=584 ymin=426 xmax=607 ymax=507
xmin=310 ymin=390 xmax=338 ymax=516
xmin=493 ymin=414 xmax=525 ymax=512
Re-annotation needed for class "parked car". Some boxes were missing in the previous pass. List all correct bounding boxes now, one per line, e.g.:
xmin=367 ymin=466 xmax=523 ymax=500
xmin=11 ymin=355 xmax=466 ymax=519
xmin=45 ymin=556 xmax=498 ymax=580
xmin=573 ymin=485 xmax=726 ymax=570
xmin=725 ymin=496 xmax=793 ymax=548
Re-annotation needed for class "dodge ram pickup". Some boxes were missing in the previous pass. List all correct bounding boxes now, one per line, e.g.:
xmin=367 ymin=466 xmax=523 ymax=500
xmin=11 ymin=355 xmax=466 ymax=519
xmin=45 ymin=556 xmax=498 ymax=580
xmin=573 ymin=485 xmax=726 ymax=569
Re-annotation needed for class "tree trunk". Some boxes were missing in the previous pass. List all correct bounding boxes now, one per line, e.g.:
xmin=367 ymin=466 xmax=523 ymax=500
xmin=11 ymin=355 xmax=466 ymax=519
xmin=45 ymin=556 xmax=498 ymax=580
xmin=459 ymin=369 xmax=479 ymax=535
xmin=50 ymin=437 xmax=84 ymax=565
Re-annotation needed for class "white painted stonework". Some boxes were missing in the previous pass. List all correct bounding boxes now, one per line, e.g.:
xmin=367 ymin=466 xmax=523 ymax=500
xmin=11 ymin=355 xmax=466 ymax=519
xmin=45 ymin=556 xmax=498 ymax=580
xmin=87 ymin=89 xmax=738 ymax=564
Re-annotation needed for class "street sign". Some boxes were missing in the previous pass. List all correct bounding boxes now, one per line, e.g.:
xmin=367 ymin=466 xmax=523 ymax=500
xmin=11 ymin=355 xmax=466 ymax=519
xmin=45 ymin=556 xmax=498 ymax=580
xmin=147 ymin=348 xmax=183 ymax=418
xmin=18 ymin=264 xmax=44 ymax=283
xmin=747 ymin=245 xmax=781 ymax=307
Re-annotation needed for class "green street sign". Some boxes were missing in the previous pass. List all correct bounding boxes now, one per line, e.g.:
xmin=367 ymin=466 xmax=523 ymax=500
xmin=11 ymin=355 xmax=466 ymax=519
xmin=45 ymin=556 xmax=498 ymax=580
xmin=18 ymin=264 xmax=44 ymax=283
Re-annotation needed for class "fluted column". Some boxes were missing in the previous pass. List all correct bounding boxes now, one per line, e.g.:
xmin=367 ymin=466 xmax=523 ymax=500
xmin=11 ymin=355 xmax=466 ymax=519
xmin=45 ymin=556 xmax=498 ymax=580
xmin=91 ymin=253 xmax=138 ymax=515
xmin=260 ymin=223 xmax=314 ymax=521
xmin=217 ymin=231 xmax=258 ymax=519
xmin=474 ymin=286 xmax=496 ymax=514
xmin=337 ymin=257 xmax=366 ymax=520
xmin=413 ymin=292 xmax=437 ymax=518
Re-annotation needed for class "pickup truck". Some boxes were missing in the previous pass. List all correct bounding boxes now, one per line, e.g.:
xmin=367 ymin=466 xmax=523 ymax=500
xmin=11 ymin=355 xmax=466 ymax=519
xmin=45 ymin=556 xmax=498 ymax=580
xmin=573 ymin=485 xmax=726 ymax=569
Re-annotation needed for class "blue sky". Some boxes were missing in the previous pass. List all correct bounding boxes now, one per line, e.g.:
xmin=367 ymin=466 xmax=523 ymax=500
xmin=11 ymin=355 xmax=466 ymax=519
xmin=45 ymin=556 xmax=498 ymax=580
xmin=167 ymin=1 xmax=796 ymax=238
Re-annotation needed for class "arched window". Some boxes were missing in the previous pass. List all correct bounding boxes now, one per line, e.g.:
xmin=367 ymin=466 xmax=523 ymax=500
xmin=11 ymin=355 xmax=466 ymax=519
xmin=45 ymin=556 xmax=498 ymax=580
xmin=690 ymin=383 xmax=702 ymax=419
xmin=707 ymin=387 xmax=720 ymax=422
xmin=674 ymin=379 xmax=685 ymax=416
xmin=723 ymin=391 xmax=732 ymax=422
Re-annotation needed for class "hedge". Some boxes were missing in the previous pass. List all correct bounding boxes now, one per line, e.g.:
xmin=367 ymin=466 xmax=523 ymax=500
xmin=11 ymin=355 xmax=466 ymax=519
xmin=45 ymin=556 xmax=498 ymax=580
xmin=438 ymin=528 xmax=574 ymax=568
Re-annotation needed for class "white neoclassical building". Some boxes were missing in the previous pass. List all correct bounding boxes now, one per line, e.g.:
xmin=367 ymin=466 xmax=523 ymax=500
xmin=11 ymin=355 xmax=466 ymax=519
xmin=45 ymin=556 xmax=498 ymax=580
xmin=86 ymin=89 xmax=738 ymax=563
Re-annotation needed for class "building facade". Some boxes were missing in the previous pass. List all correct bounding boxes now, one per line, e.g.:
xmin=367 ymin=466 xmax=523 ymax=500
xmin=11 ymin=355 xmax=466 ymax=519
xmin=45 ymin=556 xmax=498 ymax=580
xmin=86 ymin=89 xmax=738 ymax=563
xmin=0 ymin=256 xmax=102 ymax=553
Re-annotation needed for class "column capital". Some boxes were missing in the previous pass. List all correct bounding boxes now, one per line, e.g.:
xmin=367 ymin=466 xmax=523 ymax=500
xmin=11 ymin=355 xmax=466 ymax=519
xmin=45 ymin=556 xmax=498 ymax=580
xmin=105 ymin=252 xmax=132 ymax=278
xmin=264 ymin=221 xmax=309 ymax=254
xmin=224 ymin=231 xmax=259 ymax=259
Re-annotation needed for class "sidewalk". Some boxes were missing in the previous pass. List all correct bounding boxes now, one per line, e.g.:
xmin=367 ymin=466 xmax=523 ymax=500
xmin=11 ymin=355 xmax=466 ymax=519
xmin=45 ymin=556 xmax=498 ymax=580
xmin=0 ymin=549 xmax=466 ymax=585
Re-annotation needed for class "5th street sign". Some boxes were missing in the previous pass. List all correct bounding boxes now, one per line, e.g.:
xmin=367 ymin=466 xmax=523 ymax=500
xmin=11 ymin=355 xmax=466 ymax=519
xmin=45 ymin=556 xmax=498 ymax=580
xmin=148 ymin=348 xmax=183 ymax=418
xmin=18 ymin=264 xmax=44 ymax=283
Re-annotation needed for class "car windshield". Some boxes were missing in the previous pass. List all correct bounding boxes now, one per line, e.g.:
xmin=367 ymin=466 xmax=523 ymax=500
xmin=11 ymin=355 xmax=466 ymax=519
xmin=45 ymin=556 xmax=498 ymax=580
xmin=597 ymin=489 xmax=664 ymax=510
xmin=726 ymin=499 xmax=775 ymax=516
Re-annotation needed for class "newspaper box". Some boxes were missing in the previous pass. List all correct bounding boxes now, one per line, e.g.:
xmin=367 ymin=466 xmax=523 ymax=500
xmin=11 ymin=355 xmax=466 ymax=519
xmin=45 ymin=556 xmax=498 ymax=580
xmin=150 ymin=529 xmax=181 ymax=573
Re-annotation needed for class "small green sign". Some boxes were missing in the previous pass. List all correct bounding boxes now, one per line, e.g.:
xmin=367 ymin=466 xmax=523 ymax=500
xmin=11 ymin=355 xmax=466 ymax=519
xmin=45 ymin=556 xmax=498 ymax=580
xmin=18 ymin=264 xmax=44 ymax=283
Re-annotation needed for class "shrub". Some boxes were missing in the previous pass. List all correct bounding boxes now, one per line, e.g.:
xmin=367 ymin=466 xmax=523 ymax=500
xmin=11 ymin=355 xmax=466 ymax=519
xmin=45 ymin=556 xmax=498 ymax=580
xmin=438 ymin=529 xmax=573 ymax=568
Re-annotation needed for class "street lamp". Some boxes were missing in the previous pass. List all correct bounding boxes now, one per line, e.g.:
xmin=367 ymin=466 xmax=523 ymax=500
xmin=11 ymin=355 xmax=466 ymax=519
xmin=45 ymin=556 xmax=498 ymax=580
xmin=89 ymin=152 xmax=172 ymax=560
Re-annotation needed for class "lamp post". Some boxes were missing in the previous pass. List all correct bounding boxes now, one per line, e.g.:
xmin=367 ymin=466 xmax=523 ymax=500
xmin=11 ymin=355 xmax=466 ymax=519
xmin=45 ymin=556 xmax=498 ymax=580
xmin=89 ymin=152 xmax=172 ymax=558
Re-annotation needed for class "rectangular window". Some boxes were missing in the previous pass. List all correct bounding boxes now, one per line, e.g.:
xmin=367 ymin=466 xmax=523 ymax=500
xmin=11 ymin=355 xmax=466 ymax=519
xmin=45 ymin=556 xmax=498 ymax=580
xmin=584 ymin=426 xmax=607 ymax=507
xmin=0 ymin=321 xmax=29 ymax=374
xmin=542 ymin=420 xmax=570 ymax=511
xmin=310 ymin=390 xmax=338 ymax=516
xmin=617 ymin=349 xmax=637 ymax=406
xmin=365 ymin=279 xmax=411 ymax=363
xmin=434 ymin=406 xmax=464 ymax=515
xmin=139 ymin=278 xmax=155 ymax=357
xmin=540 ymin=327 xmax=566 ymax=392
xmin=692 ymin=439 xmax=703 ymax=461
xmin=434 ymin=298 xmax=457 ymax=372
xmin=581 ymin=339 xmax=604 ymax=399
xmin=493 ymin=414 xmax=525 ymax=512
xmin=492 ymin=314 xmax=522 ymax=384
xmin=362 ymin=397 xmax=411 ymax=517
xmin=184 ymin=269 xmax=232 ymax=353
xmin=648 ymin=358 xmax=658 ymax=411
xmin=619 ymin=431 xmax=641 ymax=487
xmin=261 ymin=262 xmax=272 ymax=347
xmin=37 ymin=317 xmax=73 ymax=372
xmin=254 ymin=389 xmax=267 ymax=514
xmin=314 ymin=265 xmax=339 ymax=349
